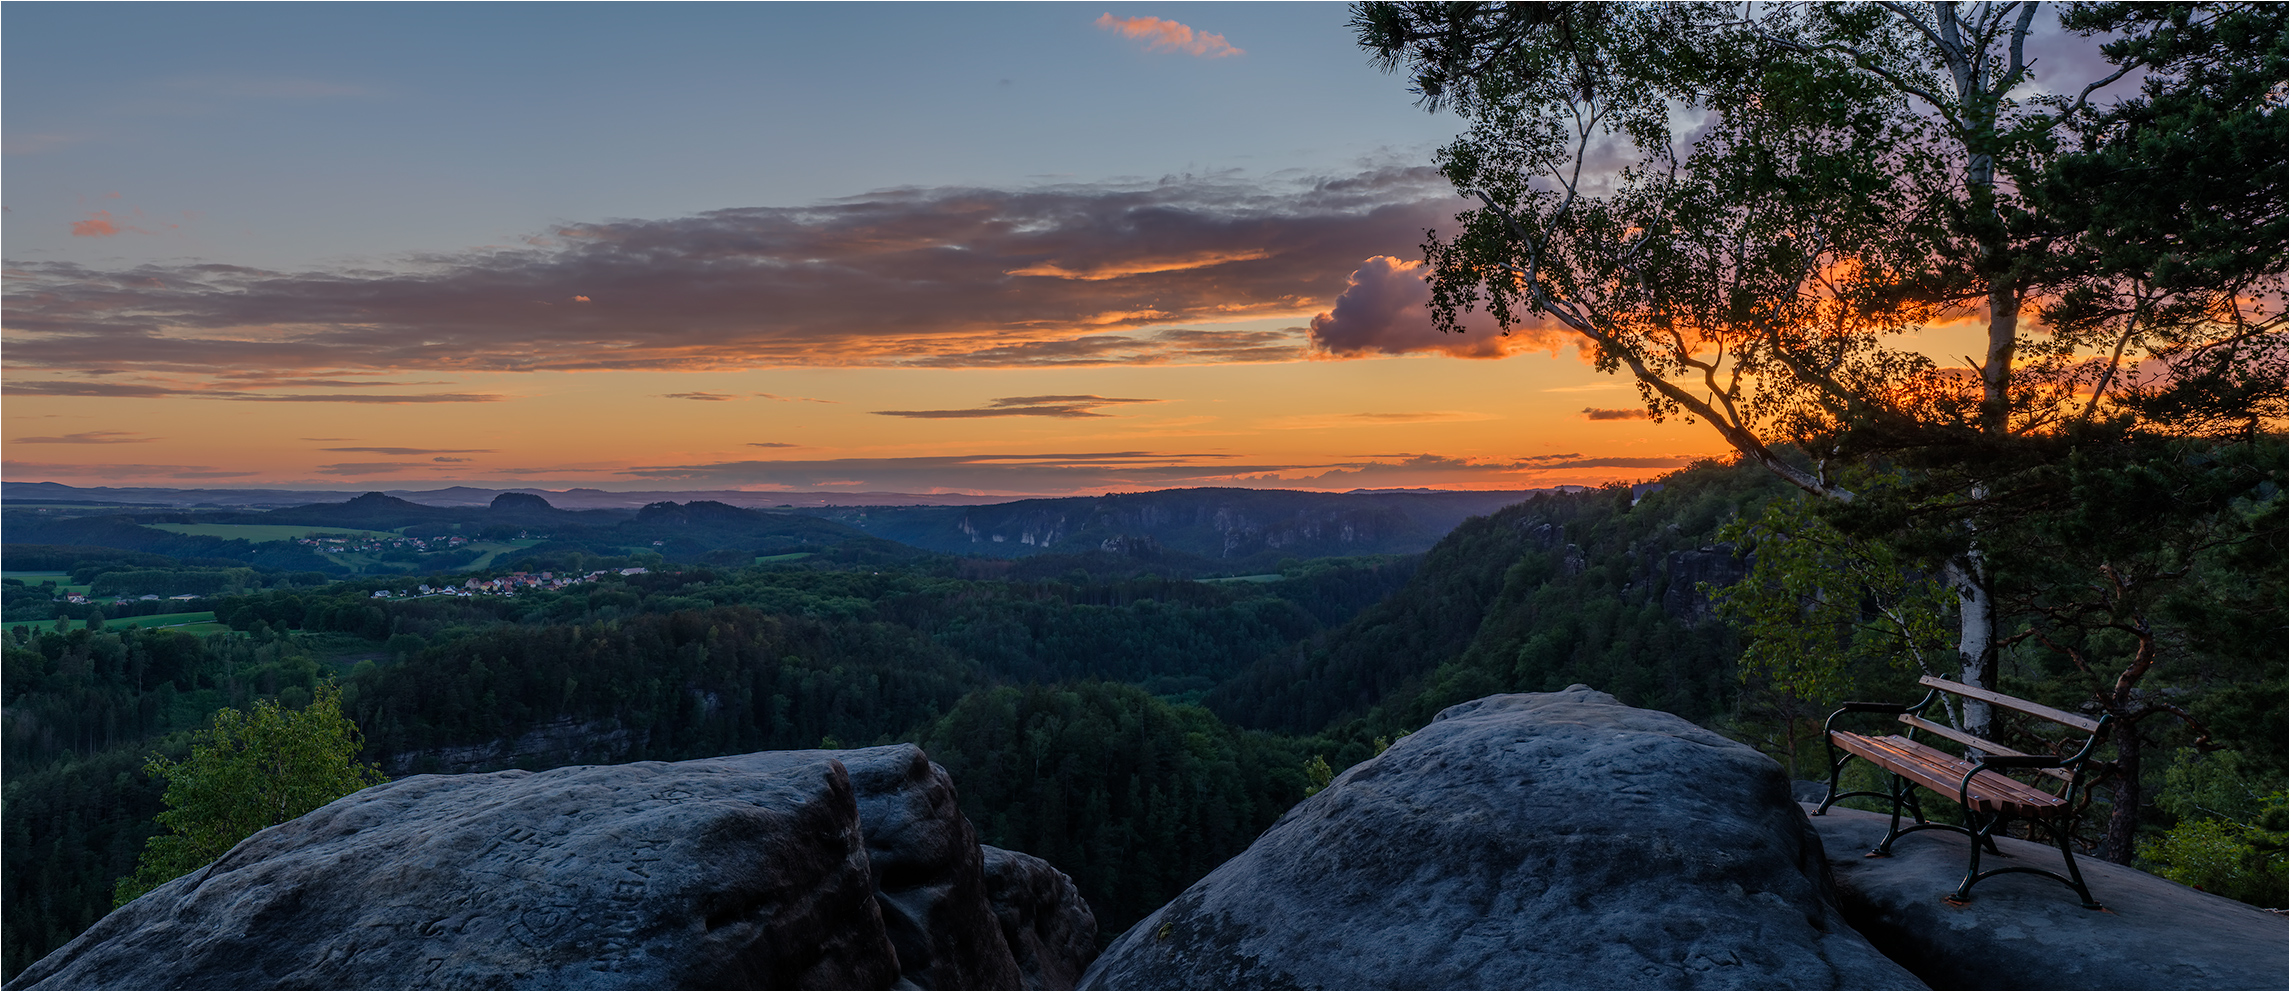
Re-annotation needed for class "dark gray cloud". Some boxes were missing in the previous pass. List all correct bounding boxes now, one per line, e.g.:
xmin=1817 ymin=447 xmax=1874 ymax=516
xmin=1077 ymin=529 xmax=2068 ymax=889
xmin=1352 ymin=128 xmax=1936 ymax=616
xmin=1308 ymin=255 xmax=1567 ymax=358
xmin=871 ymin=395 xmax=1160 ymax=419
xmin=1581 ymin=407 xmax=1651 ymax=421
xmin=3 ymin=169 xmax=1467 ymax=378
xmin=660 ymin=392 xmax=736 ymax=401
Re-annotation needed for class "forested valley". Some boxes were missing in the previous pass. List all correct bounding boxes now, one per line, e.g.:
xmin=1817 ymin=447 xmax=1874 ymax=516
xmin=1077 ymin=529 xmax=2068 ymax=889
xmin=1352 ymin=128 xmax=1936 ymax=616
xmin=6 ymin=454 xmax=2284 ymax=980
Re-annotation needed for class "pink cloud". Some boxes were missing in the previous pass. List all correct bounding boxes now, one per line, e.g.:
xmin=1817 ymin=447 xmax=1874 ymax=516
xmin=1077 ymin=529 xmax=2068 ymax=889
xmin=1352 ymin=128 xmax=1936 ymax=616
xmin=1095 ymin=13 xmax=1243 ymax=58
xmin=70 ymin=211 xmax=122 ymax=237
xmin=1309 ymin=256 xmax=1564 ymax=359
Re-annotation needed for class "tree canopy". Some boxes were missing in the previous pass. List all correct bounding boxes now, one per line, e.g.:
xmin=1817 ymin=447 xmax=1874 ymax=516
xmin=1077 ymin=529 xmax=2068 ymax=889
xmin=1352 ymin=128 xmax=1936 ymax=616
xmin=1358 ymin=0 xmax=2286 ymax=856
xmin=111 ymin=685 xmax=386 ymax=906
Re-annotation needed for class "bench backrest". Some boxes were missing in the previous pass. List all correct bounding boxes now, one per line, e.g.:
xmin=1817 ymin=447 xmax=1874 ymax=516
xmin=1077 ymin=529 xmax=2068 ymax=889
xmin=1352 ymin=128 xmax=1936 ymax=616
xmin=1918 ymin=675 xmax=2102 ymax=733
xmin=1905 ymin=676 xmax=2108 ymax=782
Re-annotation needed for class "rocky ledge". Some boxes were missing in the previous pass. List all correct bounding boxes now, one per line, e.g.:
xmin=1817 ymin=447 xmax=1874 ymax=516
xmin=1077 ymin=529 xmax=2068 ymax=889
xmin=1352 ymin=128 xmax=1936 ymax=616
xmin=1083 ymin=687 xmax=1922 ymax=990
xmin=1807 ymin=803 xmax=2288 ymax=990
xmin=1081 ymin=686 xmax=2286 ymax=990
xmin=7 ymin=744 xmax=1094 ymax=991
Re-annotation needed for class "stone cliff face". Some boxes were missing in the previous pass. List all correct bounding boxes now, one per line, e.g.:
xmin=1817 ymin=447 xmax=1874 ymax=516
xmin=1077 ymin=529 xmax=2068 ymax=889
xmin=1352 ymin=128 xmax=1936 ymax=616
xmin=7 ymin=745 xmax=1094 ymax=991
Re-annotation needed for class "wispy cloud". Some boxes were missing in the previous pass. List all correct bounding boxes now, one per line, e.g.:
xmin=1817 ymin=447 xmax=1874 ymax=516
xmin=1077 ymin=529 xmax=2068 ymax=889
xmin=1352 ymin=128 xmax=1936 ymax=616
xmin=4 ymin=132 xmax=92 ymax=156
xmin=2 ymin=460 xmax=261 ymax=480
xmin=613 ymin=449 xmax=1698 ymax=494
xmin=872 ymin=395 xmax=1160 ymax=419
xmin=1267 ymin=410 xmax=1498 ymax=429
xmin=661 ymin=392 xmax=737 ymax=401
xmin=4 ymin=381 xmax=504 ymax=403
xmin=314 ymin=461 xmax=453 ymax=475
xmin=1581 ymin=407 xmax=1651 ymax=421
xmin=748 ymin=442 xmax=801 ymax=448
xmin=3 ymin=169 xmax=1465 ymax=377
xmin=320 ymin=446 xmax=496 ymax=455
xmin=10 ymin=430 xmax=157 ymax=444
xmin=1095 ymin=14 xmax=1244 ymax=58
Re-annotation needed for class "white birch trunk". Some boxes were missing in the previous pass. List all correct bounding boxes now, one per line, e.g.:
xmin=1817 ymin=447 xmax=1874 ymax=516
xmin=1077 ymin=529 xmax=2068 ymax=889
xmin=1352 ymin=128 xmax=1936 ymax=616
xmin=1943 ymin=553 xmax=1995 ymax=738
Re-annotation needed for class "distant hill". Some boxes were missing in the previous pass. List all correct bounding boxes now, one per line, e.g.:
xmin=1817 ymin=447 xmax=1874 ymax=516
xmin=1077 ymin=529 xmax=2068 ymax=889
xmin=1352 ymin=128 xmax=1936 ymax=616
xmin=1 ymin=481 xmax=1029 ymax=511
xmin=3 ymin=485 xmax=1554 ymax=578
xmin=787 ymin=488 xmax=1549 ymax=565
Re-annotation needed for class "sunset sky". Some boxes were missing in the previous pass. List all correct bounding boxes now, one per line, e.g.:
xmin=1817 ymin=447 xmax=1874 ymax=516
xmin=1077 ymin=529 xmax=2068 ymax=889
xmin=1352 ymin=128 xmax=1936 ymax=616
xmin=5 ymin=4 xmax=1768 ymax=495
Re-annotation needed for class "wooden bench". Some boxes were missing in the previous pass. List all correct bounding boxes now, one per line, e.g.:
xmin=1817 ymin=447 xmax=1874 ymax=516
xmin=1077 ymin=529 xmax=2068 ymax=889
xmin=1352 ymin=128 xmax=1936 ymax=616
xmin=1814 ymin=675 xmax=2113 ymax=908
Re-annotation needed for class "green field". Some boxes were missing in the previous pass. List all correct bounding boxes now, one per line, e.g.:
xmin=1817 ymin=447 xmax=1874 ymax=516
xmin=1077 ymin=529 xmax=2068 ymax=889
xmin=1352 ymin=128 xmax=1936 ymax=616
xmin=67 ymin=611 xmax=221 ymax=632
xmin=463 ymin=539 xmax=538 ymax=571
xmin=142 ymin=523 xmax=405 ymax=543
xmin=2 ymin=571 xmax=91 ymax=594
xmin=754 ymin=552 xmax=812 ymax=564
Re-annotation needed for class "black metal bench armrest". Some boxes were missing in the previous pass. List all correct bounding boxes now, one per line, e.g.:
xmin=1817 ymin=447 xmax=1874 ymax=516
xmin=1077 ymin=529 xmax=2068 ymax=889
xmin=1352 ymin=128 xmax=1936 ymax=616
xmin=1824 ymin=689 xmax=1940 ymax=735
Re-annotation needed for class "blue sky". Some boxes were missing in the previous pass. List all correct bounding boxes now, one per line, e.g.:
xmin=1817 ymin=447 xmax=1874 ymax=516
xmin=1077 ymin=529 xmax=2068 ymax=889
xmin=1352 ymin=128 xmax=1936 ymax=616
xmin=5 ymin=4 xmax=1463 ymax=270
xmin=1 ymin=4 xmax=2135 ymax=494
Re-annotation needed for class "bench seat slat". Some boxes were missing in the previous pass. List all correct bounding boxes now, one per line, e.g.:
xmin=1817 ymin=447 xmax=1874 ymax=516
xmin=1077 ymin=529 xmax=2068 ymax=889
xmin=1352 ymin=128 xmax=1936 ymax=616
xmin=1917 ymin=676 xmax=2102 ymax=732
xmin=1831 ymin=731 xmax=2067 ymax=817
xmin=1894 ymin=714 xmax=2075 ymax=784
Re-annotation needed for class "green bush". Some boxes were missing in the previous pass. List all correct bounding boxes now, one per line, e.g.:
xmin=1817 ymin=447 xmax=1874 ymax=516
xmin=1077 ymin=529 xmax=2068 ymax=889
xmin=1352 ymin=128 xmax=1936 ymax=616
xmin=110 ymin=685 xmax=386 ymax=906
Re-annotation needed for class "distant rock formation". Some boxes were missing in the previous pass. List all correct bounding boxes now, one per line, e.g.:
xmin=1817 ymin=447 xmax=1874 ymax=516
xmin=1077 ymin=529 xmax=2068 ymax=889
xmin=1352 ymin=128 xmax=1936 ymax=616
xmin=487 ymin=491 xmax=556 ymax=514
xmin=1081 ymin=687 xmax=1923 ymax=990
xmin=1662 ymin=543 xmax=1748 ymax=624
xmin=7 ymin=745 xmax=1094 ymax=991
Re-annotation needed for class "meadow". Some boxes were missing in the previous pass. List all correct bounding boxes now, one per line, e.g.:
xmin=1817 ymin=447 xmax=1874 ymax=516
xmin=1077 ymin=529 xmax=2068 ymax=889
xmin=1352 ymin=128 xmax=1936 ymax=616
xmin=0 ymin=572 xmax=89 ymax=595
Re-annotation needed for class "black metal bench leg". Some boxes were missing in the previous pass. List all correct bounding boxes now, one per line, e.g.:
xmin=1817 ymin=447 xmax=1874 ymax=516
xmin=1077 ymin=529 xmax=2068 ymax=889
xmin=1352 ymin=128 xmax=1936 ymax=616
xmin=1815 ymin=741 xmax=1848 ymax=816
xmin=1949 ymin=809 xmax=1997 ymax=903
xmin=1872 ymin=773 xmax=1912 ymax=856
xmin=2053 ymin=816 xmax=2102 ymax=910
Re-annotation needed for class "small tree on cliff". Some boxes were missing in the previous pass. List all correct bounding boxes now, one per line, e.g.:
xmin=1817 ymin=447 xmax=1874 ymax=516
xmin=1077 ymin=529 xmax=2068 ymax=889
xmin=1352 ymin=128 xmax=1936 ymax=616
xmin=113 ymin=685 xmax=387 ymax=906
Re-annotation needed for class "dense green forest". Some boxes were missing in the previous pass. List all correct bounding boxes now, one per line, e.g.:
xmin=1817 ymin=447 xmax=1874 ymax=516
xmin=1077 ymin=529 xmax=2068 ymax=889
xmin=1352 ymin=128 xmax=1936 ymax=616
xmin=5 ymin=458 xmax=2283 ymax=980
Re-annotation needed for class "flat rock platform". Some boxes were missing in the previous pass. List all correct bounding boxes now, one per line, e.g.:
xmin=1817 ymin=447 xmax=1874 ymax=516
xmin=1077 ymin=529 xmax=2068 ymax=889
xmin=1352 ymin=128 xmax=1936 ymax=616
xmin=1804 ymin=803 xmax=2288 ymax=990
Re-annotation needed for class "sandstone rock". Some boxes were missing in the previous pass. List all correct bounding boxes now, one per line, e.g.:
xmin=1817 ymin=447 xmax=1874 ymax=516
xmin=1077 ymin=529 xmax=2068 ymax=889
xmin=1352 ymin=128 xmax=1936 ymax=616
xmin=10 ymin=744 xmax=1090 ymax=991
xmin=1806 ymin=803 xmax=2290 ymax=990
xmin=11 ymin=753 xmax=897 ymax=990
xmin=1082 ymin=687 xmax=1925 ymax=990
xmin=982 ymin=845 xmax=1099 ymax=990
xmin=774 ymin=745 xmax=1022 ymax=990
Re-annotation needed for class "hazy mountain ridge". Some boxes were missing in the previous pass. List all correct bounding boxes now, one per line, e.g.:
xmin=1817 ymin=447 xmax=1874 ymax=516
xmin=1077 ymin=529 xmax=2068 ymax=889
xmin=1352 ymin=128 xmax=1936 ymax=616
xmin=788 ymin=487 xmax=1549 ymax=562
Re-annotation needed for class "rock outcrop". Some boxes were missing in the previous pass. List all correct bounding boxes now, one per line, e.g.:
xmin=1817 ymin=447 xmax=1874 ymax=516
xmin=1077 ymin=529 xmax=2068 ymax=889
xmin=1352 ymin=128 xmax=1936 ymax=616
xmin=8 ymin=744 xmax=1095 ymax=991
xmin=1806 ymin=804 xmax=2289 ymax=990
xmin=1082 ymin=687 xmax=1924 ymax=990
xmin=982 ymin=846 xmax=1100 ymax=991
